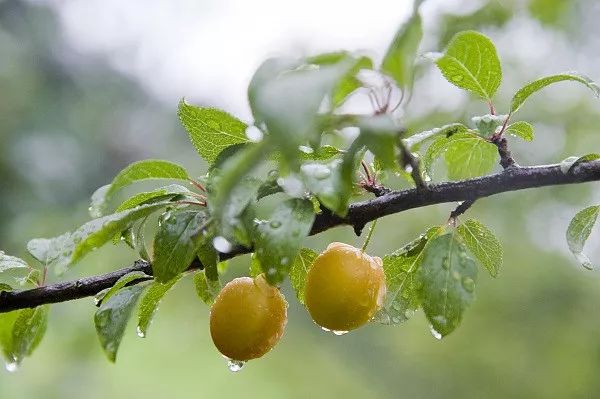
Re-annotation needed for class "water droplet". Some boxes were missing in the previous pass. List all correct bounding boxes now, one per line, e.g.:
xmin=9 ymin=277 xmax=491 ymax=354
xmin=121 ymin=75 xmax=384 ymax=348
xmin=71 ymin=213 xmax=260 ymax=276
xmin=298 ymin=145 xmax=314 ymax=154
xmin=5 ymin=361 xmax=18 ymax=373
xmin=268 ymin=170 xmax=279 ymax=179
xmin=391 ymin=316 xmax=401 ymax=323
xmin=300 ymin=163 xmax=331 ymax=180
xmin=332 ymin=330 xmax=348 ymax=336
xmin=227 ymin=359 xmax=246 ymax=372
xmin=392 ymin=302 xmax=402 ymax=311
xmin=451 ymin=75 xmax=463 ymax=82
xmin=404 ymin=309 xmax=415 ymax=319
xmin=405 ymin=165 xmax=413 ymax=173
xmin=269 ymin=220 xmax=282 ymax=229
xmin=452 ymin=271 xmax=461 ymax=281
xmin=441 ymin=256 xmax=450 ymax=270
xmin=267 ymin=267 xmax=277 ymax=276
xmin=430 ymin=325 xmax=443 ymax=340
xmin=462 ymin=277 xmax=475 ymax=292
xmin=212 ymin=236 xmax=233 ymax=253
xmin=280 ymin=257 xmax=289 ymax=266
xmin=136 ymin=326 xmax=146 ymax=338
xmin=245 ymin=125 xmax=264 ymax=142
xmin=277 ymin=175 xmax=305 ymax=198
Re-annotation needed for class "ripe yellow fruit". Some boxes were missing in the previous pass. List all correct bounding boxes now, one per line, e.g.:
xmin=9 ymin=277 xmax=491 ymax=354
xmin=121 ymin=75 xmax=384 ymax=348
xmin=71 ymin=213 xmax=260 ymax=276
xmin=209 ymin=274 xmax=287 ymax=361
xmin=304 ymin=242 xmax=386 ymax=332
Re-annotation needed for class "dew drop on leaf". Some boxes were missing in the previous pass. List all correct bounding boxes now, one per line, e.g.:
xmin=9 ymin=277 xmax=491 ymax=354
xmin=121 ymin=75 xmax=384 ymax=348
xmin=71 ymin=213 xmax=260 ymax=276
xmin=461 ymin=277 xmax=475 ymax=292
xmin=269 ymin=221 xmax=282 ymax=229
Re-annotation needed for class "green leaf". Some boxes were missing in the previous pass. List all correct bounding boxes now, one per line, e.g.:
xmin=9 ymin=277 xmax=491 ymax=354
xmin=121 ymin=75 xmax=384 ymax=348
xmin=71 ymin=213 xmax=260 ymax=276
xmin=506 ymin=121 xmax=534 ymax=141
xmin=404 ymin=123 xmax=468 ymax=150
xmin=248 ymin=57 xmax=353 ymax=162
xmin=417 ymin=233 xmax=477 ymax=337
xmin=373 ymin=227 xmax=440 ymax=325
xmin=471 ymin=114 xmax=507 ymax=136
xmin=457 ymin=219 xmax=503 ymax=277
xmin=430 ymin=30 xmax=502 ymax=100
xmin=427 ymin=133 xmax=498 ymax=180
xmin=510 ymin=72 xmax=600 ymax=113
xmin=560 ymin=153 xmax=600 ymax=175
xmin=289 ymin=248 xmax=317 ymax=304
xmin=300 ymin=158 xmax=348 ymax=215
xmin=299 ymin=145 xmax=343 ymax=161
xmin=28 ymin=201 xmax=172 ymax=274
xmin=249 ymin=253 xmax=262 ymax=278
xmin=255 ymin=199 xmax=315 ymax=284
xmin=178 ymin=100 xmax=249 ymax=164
xmin=136 ymin=275 xmax=182 ymax=338
xmin=208 ymin=176 xmax=261 ymax=247
xmin=566 ymin=205 xmax=600 ymax=270
xmin=90 ymin=160 xmax=189 ymax=217
xmin=0 ymin=251 xmax=30 ymax=286
xmin=0 ymin=311 xmax=20 ymax=363
xmin=10 ymin=306 xmax=49 ymax=365
xmin=381 ymin=1 xmax=423 ymax=92
xmin=115 ymin=184 xmax=192 ymax=212
xmin=152 ymin=210 xmax=209 ymax=283
xmin=96 ymin=271 xmax=150 ymax=306
xmin=95 ymin=284 xmax=146 ymax=362
xmin=356 ymin=115 xmax=400 ymax=169
xmin=193 ymin=270 xmax=221 ymax=305
xmin=308 ymin=52 xmax=374 ymax=106
xmin=0 ymin=306 xmax=50 ymax=367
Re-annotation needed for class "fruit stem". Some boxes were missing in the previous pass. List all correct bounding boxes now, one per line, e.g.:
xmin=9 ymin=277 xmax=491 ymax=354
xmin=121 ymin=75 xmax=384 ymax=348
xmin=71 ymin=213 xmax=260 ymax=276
xmin=361 ymin=218 xmax=378 ymax=253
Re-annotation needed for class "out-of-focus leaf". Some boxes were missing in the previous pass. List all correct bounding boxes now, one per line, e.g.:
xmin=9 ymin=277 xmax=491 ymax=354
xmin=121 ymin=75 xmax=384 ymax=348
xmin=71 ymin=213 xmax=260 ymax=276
xmin=28 ymin=201 xmax=172 ymax=274
xmin=566 ymin=205 xmax=600 ymax=270
xmin=381 ymin=0 xmax=423 ymax=92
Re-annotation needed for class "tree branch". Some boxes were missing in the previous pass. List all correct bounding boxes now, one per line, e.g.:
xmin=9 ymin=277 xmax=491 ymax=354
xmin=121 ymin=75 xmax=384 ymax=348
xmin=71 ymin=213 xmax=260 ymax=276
xmin=2 ymin=159 xmax=600 ymax=313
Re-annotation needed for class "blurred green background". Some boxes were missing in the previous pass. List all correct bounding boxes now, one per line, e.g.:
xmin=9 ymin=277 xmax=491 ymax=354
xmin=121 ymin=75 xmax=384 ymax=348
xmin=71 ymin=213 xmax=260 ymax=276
xmin=2 ymin=0 xmax=600 ymax=397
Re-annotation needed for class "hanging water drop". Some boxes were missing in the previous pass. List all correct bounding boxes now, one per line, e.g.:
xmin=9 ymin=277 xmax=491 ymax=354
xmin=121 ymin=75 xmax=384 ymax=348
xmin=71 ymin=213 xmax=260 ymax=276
xmin=430 ymin=325 xmax=443 ymax=340
xmin=226 ymin=359 xmax=246 ymax=372
xmin=5 ymin=361 xmax=18 ymax=373
xmin=136 ymin=326 xmax=146 ymax=338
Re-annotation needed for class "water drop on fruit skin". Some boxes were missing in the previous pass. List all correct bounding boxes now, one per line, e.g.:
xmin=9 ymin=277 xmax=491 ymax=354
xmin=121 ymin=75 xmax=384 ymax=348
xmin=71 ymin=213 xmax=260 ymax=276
xmin=226 ymin=359 xmax=246 ymax=372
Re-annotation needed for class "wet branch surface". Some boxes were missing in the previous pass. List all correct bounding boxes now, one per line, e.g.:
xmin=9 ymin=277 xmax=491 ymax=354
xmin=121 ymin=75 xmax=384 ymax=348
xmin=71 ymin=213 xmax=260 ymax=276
xmin=2 ymin=159 xmax=600 ymax=313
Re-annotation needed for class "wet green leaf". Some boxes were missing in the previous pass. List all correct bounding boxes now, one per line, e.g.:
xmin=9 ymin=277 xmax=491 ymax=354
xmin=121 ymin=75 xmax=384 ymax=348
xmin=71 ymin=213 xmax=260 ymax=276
xmin=566 ymin=205 xmax=600 ymax=270
xmin=136 ymin=275 xmax=182 ymax=338
xmin=506 ymin=121 xmax=534 ymax=141
xmin=289 ymin=248 xmax=317 ymax=304
xmin=193 ymin=270 xmax=221 ymax=305
xmin=457 ymin=219 xmax=503 ymax=277
xmin=418 ymin=233 xmax=477 ymax=337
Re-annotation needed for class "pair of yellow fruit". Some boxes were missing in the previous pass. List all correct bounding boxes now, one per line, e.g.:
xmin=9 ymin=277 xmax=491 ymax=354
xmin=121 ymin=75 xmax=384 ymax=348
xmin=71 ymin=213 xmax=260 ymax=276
xmin=210 ymin=242 xmax=387 ymax=363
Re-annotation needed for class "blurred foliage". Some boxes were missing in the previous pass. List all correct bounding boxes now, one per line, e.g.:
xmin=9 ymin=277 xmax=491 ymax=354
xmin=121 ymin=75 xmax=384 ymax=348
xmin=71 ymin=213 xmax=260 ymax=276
xmin=1 ymin=0 xmax=600 ymax=398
